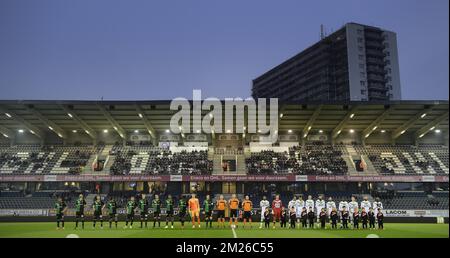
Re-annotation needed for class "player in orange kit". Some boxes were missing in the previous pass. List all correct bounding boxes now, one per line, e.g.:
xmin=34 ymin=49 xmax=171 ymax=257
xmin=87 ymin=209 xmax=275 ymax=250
xmin=242 ymin=195 xmax=253 ymax=229
xmin=216 ymin=195 xmax=227 ymax=228
xmin=188 ymin=193 xmax=201 ymax=228
xmin=228 ymin=194 xmax=240 ymax=228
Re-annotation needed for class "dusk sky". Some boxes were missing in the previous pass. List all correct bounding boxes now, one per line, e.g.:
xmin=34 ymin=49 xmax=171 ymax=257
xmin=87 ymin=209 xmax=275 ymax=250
xmin=0 ymin=0 xmax=448 ymax=100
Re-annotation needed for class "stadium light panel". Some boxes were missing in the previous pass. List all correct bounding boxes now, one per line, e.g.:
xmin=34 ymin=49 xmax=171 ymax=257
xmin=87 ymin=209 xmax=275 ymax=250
xmin=288 ymin=129 xmax=292 ymax=133
xmin=29 ymin=130 xmax=35 ymax=135
xmin=165 ymin=129 xmax=170 ymax=133
xmin=381 ymin=130 xmax=386 ymax=133
xmin=400 ymin=130 xmax=406 ymax=135
xmin=429 ymin=127 xmax=435 ymax=131
xmin=103 ymin=129 xmax=108 ymax=133
xmin=420 ymin=113 xmax=427 ymax=118
xmin=5 ymin=113 xmax=11 ymax=118
xmin=349 ymin=129 xmax=355 ymax=133
xmin=138 ymin=113 xmax=143 ymax=118
xmin=2 ymin=134 xmax=8 ymax=138
xmin=318 ymin=130 xmax=323 ymax=133
xmin=67 ymin=113 xmax=73 ymax=118
xmin=18 ymin=129 xmax=24 ymax=133
xmin=72 ymin=130 xmax=77 ymax=133
xmin=350 ymin=113 xmax=355 ymax=118
xmin=435 ymin=129 xmax=441 ymax=133
xmin=48 ymin=126 xmax=54 ymax=131
xmin=196 ymin=129 xmax=201 ymax=133
xmin=279 ymin=113 xmax=283 ymax=118
xmin=134 ymin=129 xmax=139 ymax=133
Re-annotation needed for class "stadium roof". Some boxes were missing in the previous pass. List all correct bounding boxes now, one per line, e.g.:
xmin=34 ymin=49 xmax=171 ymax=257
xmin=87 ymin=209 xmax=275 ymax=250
xmin=0 ymin=100 xmax=448 ymax=141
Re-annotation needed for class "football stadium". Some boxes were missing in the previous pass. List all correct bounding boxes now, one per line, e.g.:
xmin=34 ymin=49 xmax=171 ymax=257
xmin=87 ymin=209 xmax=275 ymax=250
xmin=0 ymin=100 xmax=448 ymax=238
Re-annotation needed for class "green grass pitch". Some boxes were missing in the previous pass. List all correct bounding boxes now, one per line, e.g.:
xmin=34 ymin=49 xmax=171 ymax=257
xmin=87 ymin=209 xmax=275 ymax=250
xmin=0 ymin=222 xmax=448 ymax=238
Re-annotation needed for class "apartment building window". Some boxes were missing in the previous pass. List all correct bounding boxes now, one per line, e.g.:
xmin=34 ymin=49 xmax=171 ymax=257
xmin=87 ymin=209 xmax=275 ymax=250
xmin=357 ymin=29 xmax=363 ymax=35
xmin=360 ymin=72 xmax=366 ymax=78
xmin=384 ymin=43 xmax=390 ymax=48
xmin=386 ymin=76 xmax=392 ymax=82
xmin=358 ymin=37 xmax=363 ymax=43
xmin=358 ymin=46 xmax=364 ymax=52
xmin=359 ymin=64 xmax=365 ymax=69
xmin=387 ymin=84 xmax=393 ymax=90
xmin=385 ymin=51 xmax=390 ymax=56
xmin=361 ymin=89 xmax=367 ymax=95
xmin=360 ymin=81 xmax=366 ymax=87
xmin=386 ymin=68 xmax=392 ymax=74
xmin=385 ymin=60 xmax=391 ymax=65
xmin=358 ymin=54 xmax=364 ymax=60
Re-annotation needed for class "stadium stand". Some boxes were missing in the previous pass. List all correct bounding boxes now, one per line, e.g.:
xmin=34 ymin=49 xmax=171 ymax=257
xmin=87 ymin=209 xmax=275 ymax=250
xmin=246 ymin=143 xmax=348 ymax=175
xmin=0 ymin=145 xmax=103 ymax=175
xmin=109 ymin=145 xmax=213 ymax=175
xmin=354 ymin=144 xmax=449 ymax=175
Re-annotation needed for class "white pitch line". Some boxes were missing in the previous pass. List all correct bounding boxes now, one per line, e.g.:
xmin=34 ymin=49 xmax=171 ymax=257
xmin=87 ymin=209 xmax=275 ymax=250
xmin=231 ymin=226 xmax=238 ymax=238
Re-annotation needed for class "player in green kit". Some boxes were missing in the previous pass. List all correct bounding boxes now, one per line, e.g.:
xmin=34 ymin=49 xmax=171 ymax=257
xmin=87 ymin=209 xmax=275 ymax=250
xmin=74 ymin=194 xmax=86 ymax=229
xmin=152 ymin=194 xmax=162 ymax=228
xmin=203 ymin=194 xmax=214 ymax=228
xmin=178 ymin=195 xmax=188 ymax=229
xmin=139 ymin=194 xmax=149 ymax=228
xmin=165 ymin=194 xmax=174 ymax=229
xmin=55 ymin=197 xmax=67 ymax=230
xmin=125 ymin=196 xmax=137 ymax=229
xmin=107 ymin=197 xmax=118 ymax=229
xmin=92 ymin=195 xmax=104 ymax=229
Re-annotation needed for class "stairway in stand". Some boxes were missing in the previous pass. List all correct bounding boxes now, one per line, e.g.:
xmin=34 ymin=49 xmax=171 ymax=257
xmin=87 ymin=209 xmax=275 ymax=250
xmin=345 ymin=145 xmax=379 ymax=176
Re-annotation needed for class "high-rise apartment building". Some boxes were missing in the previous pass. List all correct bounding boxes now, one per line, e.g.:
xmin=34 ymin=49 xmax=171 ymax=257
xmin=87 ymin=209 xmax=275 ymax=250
xmin=252 ymin=23 xmax=402 ymax=102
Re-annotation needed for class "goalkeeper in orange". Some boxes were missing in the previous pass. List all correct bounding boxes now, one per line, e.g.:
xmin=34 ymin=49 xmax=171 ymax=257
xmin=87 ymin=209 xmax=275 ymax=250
xmin=188 ymin=193 xmax=201 ymax=228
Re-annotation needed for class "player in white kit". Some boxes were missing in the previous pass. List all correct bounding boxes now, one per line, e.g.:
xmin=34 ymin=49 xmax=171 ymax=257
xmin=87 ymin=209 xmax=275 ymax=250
xmin=372 ymin=197 xmax=383 ymax=217
xmin=326 ymin=197 xmax=336 ymax=216
xmin=338 ymin=199 xmax=348 ymax=217
xmin=295 ymin=196 xmax=305 ymax=228
xmin=315 ymin=195 xmax=326 ymax=218
xmin=360 ymin=196 xmax=372 ymax=217
xmin=288 ymin=196 xmax=297 ymax=211
xmin=259 ymin=196 xmax=270 ymax=229
xmin=305 ymin=195 xmax=315 ymax=212
xmin=348 ymin=196 xmax=359 ymax=228
xmin=288 ymin=196 xmax=297 ymax=224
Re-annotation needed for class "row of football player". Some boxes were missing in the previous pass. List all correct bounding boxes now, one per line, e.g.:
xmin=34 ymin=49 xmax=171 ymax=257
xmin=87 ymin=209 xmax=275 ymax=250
xmin=54 ymin=194 xmax=384 ymax=230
